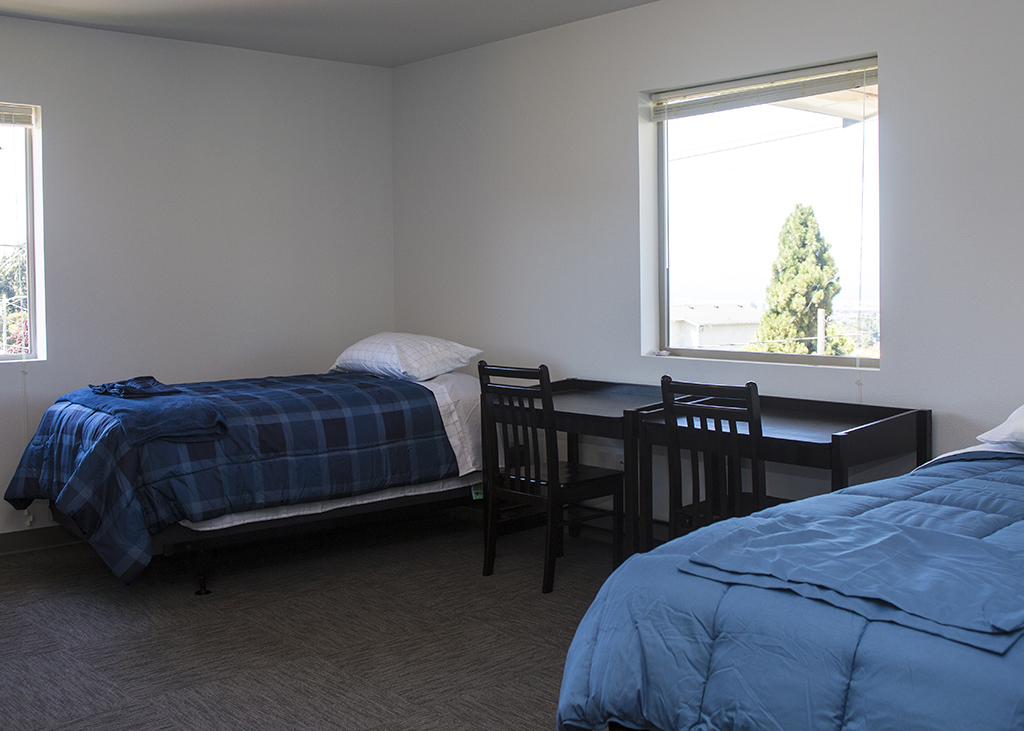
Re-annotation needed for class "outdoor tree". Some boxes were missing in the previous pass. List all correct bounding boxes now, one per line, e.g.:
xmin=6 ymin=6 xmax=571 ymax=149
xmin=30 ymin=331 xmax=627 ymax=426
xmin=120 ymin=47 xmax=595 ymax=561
xmin=0 ymin=245 xmax=29 ymax=354
xmin=752 ymin=204 xmax=851 ymax=356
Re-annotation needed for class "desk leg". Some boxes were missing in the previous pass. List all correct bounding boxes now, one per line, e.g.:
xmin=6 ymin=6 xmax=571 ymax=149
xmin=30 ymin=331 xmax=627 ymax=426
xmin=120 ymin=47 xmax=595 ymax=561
xmin=830 ymin=436 xmax=850 ymax=492
xmin=917 ymin=410 xmax=933 ymax=466
xmin=625 ymin=411 xmax=654 ymax=553
xmin=622 ymin=411 xmax=639 ymax=557
xmin=639 ymin=434 xmax=654 ymax=552
xmin=566 ymin=431 xmax=580 ymax=466
xmin=566 ymin=432 xmax=582 ymax=538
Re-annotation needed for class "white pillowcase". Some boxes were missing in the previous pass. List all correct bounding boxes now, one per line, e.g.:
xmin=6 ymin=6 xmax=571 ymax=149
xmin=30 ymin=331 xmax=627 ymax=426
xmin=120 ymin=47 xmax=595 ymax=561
xmin=977 ymin=403 xmax=1024 ymax=448
xmin=331 ymin=332 xmax=482 ymax=382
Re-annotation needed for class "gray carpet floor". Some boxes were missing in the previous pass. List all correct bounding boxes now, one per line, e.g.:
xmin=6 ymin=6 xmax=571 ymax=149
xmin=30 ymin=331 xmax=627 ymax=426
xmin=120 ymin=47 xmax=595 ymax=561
xmin=0 ymin=509 xmax=615 ymax=730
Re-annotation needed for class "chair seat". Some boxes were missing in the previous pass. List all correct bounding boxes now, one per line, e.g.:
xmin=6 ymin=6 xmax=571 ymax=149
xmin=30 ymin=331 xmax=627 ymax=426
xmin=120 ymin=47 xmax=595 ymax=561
xmin=559 ymin=462 xmax=623 ymax=501
xmin=560 ymin=461 xmax=622 ymax=483
xmin=502 ymin=462 xmax=621 ymax=501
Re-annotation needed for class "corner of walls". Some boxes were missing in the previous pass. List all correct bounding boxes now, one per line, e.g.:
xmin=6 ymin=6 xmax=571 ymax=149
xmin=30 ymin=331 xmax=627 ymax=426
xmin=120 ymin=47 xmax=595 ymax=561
xmin=0 ymin=17 xmax=398 ymax=534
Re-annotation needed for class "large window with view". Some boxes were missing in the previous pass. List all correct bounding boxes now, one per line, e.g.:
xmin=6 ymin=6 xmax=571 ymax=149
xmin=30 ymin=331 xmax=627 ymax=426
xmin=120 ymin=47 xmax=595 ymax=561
xmin=655 ymin=57 xmax=878 ymax=367
xmin=0 ymin=102 xmax=43 ymax=361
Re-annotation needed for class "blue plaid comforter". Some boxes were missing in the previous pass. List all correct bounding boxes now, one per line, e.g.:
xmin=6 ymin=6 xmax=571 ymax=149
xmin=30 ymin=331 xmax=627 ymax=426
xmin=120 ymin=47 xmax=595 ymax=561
xmin=5 ymin=372 xmax=459 ymax=583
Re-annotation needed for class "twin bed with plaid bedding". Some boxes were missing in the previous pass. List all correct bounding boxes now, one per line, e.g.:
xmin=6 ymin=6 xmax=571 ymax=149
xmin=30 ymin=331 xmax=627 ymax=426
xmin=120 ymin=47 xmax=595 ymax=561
xmin=5 ymin=372 xmax=460 ymax=583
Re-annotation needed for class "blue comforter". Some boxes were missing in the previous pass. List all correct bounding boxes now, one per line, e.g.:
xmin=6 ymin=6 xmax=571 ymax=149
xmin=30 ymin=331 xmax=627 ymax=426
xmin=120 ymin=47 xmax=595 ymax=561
xmin=5 ymin=372 xmax=459 ymax=583
xmin=557 ymin=451 xmax=1024 ymax=731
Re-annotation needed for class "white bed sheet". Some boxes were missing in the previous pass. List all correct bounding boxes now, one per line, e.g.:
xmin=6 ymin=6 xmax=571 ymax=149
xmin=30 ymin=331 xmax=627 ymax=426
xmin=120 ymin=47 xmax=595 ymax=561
xmin=180 ymin=472 xmax=480 ymax=531
xmin=417 ymin=371 xmax=482 ymax=476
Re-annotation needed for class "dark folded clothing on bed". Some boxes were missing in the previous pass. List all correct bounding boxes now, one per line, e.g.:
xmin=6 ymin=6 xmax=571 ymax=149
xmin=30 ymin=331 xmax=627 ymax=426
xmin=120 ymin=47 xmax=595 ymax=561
xmin=59 ymin=385 xmax=227 ymax=446
xmin=89 ymin=375 xmax=182 ymax=398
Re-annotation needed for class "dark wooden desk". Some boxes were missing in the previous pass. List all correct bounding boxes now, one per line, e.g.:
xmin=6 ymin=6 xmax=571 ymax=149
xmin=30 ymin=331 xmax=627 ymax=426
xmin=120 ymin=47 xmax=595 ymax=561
xmin=549 ymin=379 xmax=932 ymax=554
xmin=550 ymin=380 xmax=664 ymax=552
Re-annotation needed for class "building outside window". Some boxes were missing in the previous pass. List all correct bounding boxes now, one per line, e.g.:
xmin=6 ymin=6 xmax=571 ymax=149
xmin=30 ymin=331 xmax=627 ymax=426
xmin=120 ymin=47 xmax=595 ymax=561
xmin=653 ymin=57 xmax=878 ymax=367
xmin=0 ymin=102 xmax=44 ymax=361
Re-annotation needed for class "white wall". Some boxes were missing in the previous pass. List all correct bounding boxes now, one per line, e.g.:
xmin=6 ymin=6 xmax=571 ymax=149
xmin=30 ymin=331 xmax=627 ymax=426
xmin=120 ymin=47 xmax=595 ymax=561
xmin=7 ymin=0 xmax=1024 ymax=537
xmin=393 ymin=0 xmax=1024 ymax=459
xmin=0 ymin=17 xmax=395 ymax=533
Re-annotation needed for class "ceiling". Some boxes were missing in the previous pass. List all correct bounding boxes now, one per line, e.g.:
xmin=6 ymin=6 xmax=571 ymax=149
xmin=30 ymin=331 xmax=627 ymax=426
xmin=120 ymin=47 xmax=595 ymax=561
xmin=0 ymin=0 xmax=660 ymax=68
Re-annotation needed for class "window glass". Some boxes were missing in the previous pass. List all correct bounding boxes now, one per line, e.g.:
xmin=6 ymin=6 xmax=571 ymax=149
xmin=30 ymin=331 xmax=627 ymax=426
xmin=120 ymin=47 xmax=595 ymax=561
xmin=0 ymin=105 xmax=42 ymax=360
xmin=659 ymin=63 xmax=878 ymax=366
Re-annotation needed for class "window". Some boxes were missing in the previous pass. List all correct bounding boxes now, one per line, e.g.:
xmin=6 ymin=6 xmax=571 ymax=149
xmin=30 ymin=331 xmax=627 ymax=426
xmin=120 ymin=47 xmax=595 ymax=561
xmin=653 ymin=57 xmax=878 ymax=367
xmin=0 ymin=102 xmax=44 ymax=361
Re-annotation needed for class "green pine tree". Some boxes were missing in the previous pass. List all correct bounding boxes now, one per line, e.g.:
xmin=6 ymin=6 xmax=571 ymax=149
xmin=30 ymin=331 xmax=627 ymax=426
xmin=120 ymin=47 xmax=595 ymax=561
xmin=752 ymin=204 xmax=851 ymax=356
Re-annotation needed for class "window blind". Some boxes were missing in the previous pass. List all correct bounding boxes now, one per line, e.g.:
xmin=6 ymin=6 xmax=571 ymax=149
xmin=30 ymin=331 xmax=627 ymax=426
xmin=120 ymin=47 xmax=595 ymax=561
xmin=0 ymin=103 xmax=37 ymax=127
xmin=650 ymin=56 xmax=877 ymax=123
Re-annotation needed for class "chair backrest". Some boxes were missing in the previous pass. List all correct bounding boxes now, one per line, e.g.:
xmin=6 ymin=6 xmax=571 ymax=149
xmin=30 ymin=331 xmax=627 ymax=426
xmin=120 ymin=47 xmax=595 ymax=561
xmin=660 ymin=376 xmax=765 ymax=525
xmin=478 ymin=361 xmax=560 ymax=498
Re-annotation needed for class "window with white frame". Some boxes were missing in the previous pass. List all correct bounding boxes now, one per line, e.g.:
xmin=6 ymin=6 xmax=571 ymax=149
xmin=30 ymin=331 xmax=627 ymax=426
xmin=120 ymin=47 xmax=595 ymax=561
xmin=653 ymin=57 xmax=878 ymax=367
xmin=0 ymin=102 xmax=44 ymax=361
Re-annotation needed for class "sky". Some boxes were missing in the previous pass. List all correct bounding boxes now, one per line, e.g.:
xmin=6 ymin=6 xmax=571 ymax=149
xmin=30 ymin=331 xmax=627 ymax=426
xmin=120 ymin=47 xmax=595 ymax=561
xmin=666 ymin=103 xmax=879 ymax=312
xmin=0 ymin=125 xmax=28 ymax=253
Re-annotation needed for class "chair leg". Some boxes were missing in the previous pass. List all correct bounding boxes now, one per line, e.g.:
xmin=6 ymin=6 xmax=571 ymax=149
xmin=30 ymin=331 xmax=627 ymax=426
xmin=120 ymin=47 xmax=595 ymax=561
xmin=483 ymin=486 xmax=500 ymax=576
xmin=752 ymin=459 xmax=767 ymax=513
xmin=542 ymin=502 xmax=560 ymax=593
xmin=690 ymin=450 xmax=703 ymax=532
xmin=612 ymin=485 xmax=624 ymax=567
xmin=567 ymin=504 xmax=582 ymax=538
xmin=707 ymin=454 xmax=722 ymax=519
xmin=668 ymin=454 xmax=683 ymax=539
xmin=723 ymin=457 xmax=736 ymax=518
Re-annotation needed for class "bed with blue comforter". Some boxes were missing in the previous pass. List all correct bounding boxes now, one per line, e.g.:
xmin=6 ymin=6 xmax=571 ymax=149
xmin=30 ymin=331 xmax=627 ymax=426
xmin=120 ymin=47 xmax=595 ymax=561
xmin=557 ymin=449 xmax=1024 ymax=731
xmin=5 ymin=372 xmax=470 ymax=584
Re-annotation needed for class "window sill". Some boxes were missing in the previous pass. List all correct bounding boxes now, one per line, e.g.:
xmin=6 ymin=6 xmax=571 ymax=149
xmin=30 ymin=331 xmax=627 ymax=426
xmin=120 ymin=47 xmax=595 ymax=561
xmin=646 ymin=349 xmax=879 ymax=370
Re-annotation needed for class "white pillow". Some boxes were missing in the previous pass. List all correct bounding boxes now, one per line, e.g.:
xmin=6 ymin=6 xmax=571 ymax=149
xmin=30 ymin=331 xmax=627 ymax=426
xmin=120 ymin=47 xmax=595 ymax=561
xmin=331 ymin=332 xmax=482 ymax=382
xmin=977 ymin=403 xmax=1024 ymax=448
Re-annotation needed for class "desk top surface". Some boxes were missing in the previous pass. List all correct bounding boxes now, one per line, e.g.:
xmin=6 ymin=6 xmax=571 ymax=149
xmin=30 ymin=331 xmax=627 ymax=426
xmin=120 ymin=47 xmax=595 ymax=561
xmin=550 ymin=378 xmax=926 ymax=444
xmin=551 ymin=380 xmax=660 ymax=418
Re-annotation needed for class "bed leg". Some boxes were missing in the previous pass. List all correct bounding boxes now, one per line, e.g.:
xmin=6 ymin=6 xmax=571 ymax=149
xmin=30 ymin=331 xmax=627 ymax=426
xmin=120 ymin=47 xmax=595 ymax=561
xmin=194 ymin=548 xmax=214 ymax=596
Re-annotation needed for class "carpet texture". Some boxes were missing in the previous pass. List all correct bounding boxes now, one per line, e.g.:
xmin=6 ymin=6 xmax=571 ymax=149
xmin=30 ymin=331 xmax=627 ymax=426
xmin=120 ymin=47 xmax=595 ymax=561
xmin=0 ymin=508 xmax=614 ymax=730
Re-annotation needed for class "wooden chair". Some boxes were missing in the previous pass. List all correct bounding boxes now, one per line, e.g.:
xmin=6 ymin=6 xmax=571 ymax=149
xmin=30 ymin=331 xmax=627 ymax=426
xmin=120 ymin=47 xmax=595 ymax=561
xmin=659 ymin=376 xmax=766 ymax=538
xmin=478 ymin=361 xmax=624 ymax=593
